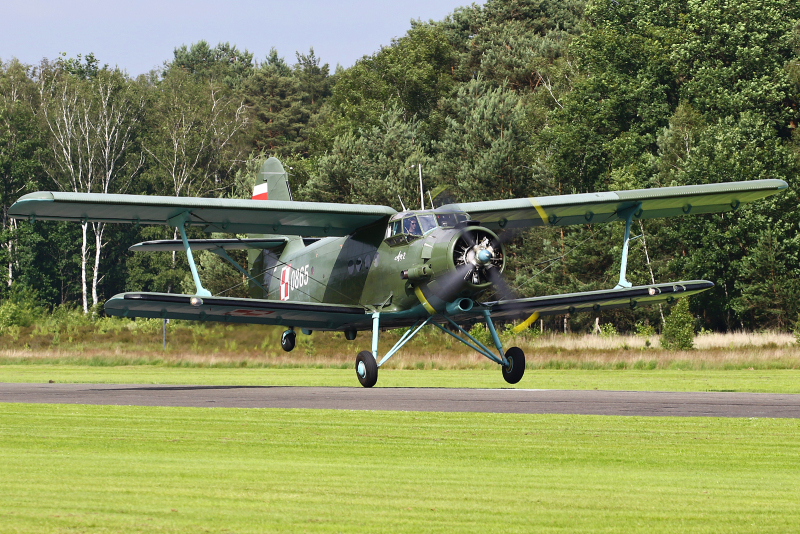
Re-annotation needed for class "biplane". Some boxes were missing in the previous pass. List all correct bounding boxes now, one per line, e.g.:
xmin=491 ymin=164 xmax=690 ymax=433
xmin=9 ymin=158 xmax=787 ymax=386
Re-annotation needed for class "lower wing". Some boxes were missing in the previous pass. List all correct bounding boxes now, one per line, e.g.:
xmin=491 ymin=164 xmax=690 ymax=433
xmin=105 ymin=293 xmax=371 ymax=331
xmin=482 ymin=280 xmax=713 ymax=321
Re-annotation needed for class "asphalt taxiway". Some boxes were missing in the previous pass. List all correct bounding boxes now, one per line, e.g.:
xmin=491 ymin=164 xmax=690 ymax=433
xmin=1 ymin=383 xmax=798 ymax=418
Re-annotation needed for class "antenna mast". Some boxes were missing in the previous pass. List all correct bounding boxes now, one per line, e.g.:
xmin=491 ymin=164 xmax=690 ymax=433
xmin=397 ymin=195 xmax=407 ymax=211
xmin=418 ymin=164 xmax=424 ymax=210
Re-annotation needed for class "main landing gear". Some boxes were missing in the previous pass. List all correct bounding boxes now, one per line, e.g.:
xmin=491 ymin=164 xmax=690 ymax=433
xmin=355 ymin=350 xmax=378 ymax=388
xmin=354 ymin=306 xmax=526 ymax=388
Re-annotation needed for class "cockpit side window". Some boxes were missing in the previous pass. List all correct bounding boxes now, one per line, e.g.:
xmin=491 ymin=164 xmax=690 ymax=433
xmin=417 ymin=214 xmax=437 ymax=234
xmin=436 ymin=213 xmax=456 ymax=227
xmin=403 ymin=216 xmax=422 ymax=236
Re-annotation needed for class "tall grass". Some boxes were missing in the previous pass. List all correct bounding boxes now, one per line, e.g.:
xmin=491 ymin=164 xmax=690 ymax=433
xmin=0 ymin=308 xmax=798 ymax=370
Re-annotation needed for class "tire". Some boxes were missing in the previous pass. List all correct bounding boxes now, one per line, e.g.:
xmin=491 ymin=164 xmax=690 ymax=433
xmin=355 ymin=350 xmax=378 ymax=388
xmin=502 ymin=346 xmax=525 ymax=384
xmin=280 ymin=330 xmax=296 ymax=352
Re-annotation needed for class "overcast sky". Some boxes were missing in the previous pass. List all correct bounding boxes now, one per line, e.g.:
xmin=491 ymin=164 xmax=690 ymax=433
xmin=2 ymin=0 xmax=479 ymax=75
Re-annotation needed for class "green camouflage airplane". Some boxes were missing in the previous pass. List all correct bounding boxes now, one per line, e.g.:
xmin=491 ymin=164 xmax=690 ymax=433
xmin=9 ymin=158 xmax=787 ymax=387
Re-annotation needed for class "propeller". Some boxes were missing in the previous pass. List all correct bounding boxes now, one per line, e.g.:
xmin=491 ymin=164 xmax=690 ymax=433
xmin=429 ymin=225 xmax=520 ymax=303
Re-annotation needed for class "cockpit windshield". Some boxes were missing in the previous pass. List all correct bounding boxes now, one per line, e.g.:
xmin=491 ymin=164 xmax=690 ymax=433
xmin=385 ymin=209 xmax=469 ymax=242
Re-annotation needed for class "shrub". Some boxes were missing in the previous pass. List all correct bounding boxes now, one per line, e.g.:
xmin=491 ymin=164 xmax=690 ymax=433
xmin=661 ymin=298 xmax=695 ymax=350
xmin=635 ymin=322 xmax=656 ymax=338
xmin=0 ymin=286 xmax=44 ymax=331
xmin=468 ymin=323 xmax=493 ymax=348
xmin=793 ymin=314 xmax=800 ymax=345
xmin=599 ymin=323 xmax=617 ymax=338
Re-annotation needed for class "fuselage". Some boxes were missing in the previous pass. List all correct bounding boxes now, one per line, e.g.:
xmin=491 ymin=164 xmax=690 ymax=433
xmin=246 ymin=209 xmax=504 ymax=322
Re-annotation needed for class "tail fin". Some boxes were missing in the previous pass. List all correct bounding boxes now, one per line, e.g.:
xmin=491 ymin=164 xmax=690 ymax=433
xmin=252 ymin=157 xmax=293 ymax=201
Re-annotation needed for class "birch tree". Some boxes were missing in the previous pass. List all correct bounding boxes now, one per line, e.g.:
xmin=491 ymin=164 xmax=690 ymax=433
xmin=0 ymin=59 xmax=42 ymax=289
xmin=144 ymin=67 xmax=248 ymax=199
xmin=36 ymin=58 xmax=144 ymax=313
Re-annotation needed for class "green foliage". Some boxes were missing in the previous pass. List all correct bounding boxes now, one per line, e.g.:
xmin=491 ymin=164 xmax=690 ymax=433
xmin=635 ymin=322 xmax=656 ymax=339
xmin=661 ymin=298 xmax=695 ymax=351
xmin=1 ymin=1 xmax=799 ymax=334
xmin=303 ymin=108 xmax=432 ymax=208
xmin=468 ymin=323 xmax=493 ymax=348
xmin=170 ymin=41 xmax=254 ymax=89
xmin=599 ymin=323 xmax=617 ymax=338
xmin=433 ymin=78 xmax=528 ymax=201
xmin=0 ymin=286 xmax=44 ymax=330
xmin=794 ymin=314 xmax=800 ymax=345
xmin=241 ymin=48 xmax=332 ymax=157
xmin=320 ymin=23 xmax=456 ymax=141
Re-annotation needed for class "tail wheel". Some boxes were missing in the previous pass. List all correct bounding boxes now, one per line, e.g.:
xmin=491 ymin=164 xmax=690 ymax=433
xmin=502 ymin=347 xmax=525 ymax=384
xmin=281 ymin=330 xmax=296 ymax=352
xmin=355 ymin=350 xmax=378 ymax=388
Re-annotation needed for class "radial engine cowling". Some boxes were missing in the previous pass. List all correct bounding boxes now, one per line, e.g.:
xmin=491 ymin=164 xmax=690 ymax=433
xmin=448 ymin=227 xmax=506 ymax=291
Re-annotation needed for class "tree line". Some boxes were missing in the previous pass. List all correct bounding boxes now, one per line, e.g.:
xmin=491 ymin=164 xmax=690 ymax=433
xmin=1 ymin=0 xmax=799 ymax=333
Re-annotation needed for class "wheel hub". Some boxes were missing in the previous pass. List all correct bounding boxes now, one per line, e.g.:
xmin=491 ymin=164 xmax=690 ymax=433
xmin=357 ymin=361 xmax=366 ymax=378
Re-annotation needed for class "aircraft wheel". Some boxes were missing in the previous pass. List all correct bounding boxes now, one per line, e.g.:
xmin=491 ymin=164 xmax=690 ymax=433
xmin=355 ymin=350 xmax=378 ymax=388
xmin=502 ymin=346 xmax=525 ymax=384
xmin=281 ymin=330 xmax=296 ymax=352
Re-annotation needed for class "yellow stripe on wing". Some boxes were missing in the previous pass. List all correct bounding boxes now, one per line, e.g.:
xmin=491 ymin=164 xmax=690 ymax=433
xmin=528 ymin=199 xmax=549 ymax=224
xmin=512 ymin=311 xmax=540 ymax=334
xmin=413 ymin=286 xmax=436 ymax=315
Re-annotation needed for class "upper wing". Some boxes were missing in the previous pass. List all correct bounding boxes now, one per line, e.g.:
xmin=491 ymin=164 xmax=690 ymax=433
xmin=105 ymin=292 xmax=372 ymax=330
xmin=441 ymin=180 xmax=787 ymax=230
xmin=9 ymin=192 xmax=397 ymax=237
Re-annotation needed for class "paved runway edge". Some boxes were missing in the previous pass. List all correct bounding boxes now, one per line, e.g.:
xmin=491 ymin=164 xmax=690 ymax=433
xmin=1 ymin=383 xmax=799 ymax=418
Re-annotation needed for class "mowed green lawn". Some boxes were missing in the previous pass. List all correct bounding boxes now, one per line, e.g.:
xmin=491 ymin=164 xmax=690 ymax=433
xmin=0 ymin=402 xmax=798 ymax=533
xmin=1 ymin=365 xmax=800 ymax=392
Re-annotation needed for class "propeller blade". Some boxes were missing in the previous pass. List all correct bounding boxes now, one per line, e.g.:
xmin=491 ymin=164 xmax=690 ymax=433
xmin=485 ymin=264 xmax=518 ymax=302
xmin=429 ymin=262 xmax=473 ymax=301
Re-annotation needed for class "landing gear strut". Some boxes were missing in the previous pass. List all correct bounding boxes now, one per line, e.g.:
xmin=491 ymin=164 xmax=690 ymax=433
xmin=354 ymin=307 xmax=527 ymax=388
xmin=280 ymin=329 xmax=296 ymax=352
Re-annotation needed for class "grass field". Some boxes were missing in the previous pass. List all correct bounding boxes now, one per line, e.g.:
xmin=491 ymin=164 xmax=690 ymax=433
xmin=1 ymin=402 xmax=798 ymax=533
xmin=2 ymin=328 xmax=798 ymax=532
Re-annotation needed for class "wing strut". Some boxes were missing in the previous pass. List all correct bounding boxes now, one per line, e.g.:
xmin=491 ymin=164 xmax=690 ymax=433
xmin=615 ymin=202 xmax=642 ymax=289
xmin=168 ymin=211 xmax=211 ymax=297
xmin=208 ymin=248 xmax=268 ymax=295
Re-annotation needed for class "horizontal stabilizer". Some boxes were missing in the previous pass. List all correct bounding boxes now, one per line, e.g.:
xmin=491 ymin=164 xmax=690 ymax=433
xmin=129 ymin=237 xmax=319 ymax=252
xmin=484 ymin=280 xmax=714 ymax=320
xmin=104 ymin=292 xmax=371 ymax=331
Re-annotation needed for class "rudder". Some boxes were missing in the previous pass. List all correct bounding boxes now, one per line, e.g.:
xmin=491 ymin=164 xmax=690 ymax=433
xmin=252 ymin=157 xmax=293 ymax=201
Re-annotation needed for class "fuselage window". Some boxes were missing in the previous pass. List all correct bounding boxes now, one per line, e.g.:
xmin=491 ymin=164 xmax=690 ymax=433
xmin=436 ymin=213 xmax=457 ymax=227
xmin=418 ymin=214 xmax=437 ymax=234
